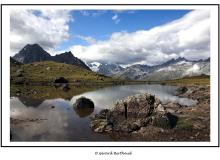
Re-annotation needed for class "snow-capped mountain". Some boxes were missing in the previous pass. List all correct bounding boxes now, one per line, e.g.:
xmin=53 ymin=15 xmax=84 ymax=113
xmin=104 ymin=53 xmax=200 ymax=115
xmin=88 ymin=57 xmax=210 ymax=80
xmin=117 ymin=64 xmax=152 ymax=80
xmin=142 ymin=59 xmax=210 ymax=81
xmin=88 ymin=62 xmax=125 ymax=76
xmin=87 ymin=62 xmax=102 ymax=72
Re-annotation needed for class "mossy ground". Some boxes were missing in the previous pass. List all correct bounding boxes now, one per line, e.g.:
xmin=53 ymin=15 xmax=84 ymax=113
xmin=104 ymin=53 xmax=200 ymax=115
xmin=176 ymin=117 xmax=193 ymax=129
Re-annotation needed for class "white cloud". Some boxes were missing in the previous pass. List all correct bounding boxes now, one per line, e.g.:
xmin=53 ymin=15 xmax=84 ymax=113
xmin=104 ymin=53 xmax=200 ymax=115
xmin=76 ymin=35 xmax=97 ymax=44
xmin=70 ymin=10 xmax=210 ymax=66
xmin=80 ymin=10 xmax=107 ymax=17
xmin=10 ymin=9 xmax=72 ymax=55
xmin=112 ymin=14 xmax=118 ymax=20
xmin=113 ymin=10 xmax=136 ymax=14
xmin=112 ymin=14 xmax=120 ymax=24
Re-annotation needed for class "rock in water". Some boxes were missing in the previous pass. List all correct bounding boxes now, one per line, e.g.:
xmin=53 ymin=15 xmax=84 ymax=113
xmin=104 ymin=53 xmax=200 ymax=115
xmin=74 ymin=107 xmax=94 ymax=117
xmin=90 ymin=93 xmax=178 ymax=133
xmin=74 ymin=97 xmax=94 ymax=109
xmin=176 ymin=86 xmax=188 ymax=94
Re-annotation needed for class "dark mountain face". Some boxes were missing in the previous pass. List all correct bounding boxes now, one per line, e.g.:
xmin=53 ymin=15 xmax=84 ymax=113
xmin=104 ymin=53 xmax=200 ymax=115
xmin=13 ymin=44 xmax=51 ymax=63
xmin=157 ymin=57 xmax=188 ymax=68
xmin=10 ymin=57 xmax=22 ymax=66
xmin=95 ymin=63 xmax=124 ymax=76
xmin=13 ymin=44 xmax=90 ymax=70
xmin=52 ymin=51 xmax=91 ymax=70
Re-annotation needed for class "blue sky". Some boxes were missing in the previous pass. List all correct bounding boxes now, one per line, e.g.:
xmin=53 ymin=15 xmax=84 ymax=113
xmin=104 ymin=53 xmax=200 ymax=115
xmin=10 ymin=9 xmax=210 ymax=65
xmin=58 ymin=10 xmax=191 ymax=50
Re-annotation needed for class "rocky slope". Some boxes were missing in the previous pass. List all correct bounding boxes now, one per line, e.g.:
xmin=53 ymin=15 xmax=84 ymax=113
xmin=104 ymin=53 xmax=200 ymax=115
xmin=51 ymin=51 xmax=90 ymax=70
xmin=88 ymin=62 xmax=124 ymax=76
xmin=13 ymin=44 xmax=51 ymax=63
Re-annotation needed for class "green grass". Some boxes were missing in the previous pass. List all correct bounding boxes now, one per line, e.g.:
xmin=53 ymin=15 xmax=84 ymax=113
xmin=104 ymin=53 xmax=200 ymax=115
xmin=10 ymin=61 xmax=123 ymax=99
xmin=159 ymin=75 xmax=210 ymax=85
xmin=10 ymin=61 xmax=118 ymax=84
xmin=176 ymin=117 xmax=193 ymax=129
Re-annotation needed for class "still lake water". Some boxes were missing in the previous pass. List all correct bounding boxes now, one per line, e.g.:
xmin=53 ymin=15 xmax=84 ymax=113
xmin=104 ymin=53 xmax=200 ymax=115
xmin=10 ymin=84 xmax=196 ymax=141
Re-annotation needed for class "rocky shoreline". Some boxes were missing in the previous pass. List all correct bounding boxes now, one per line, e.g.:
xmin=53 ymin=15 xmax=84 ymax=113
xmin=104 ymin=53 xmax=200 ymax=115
xmin=90 ymin=85 xmax=210 ymax=141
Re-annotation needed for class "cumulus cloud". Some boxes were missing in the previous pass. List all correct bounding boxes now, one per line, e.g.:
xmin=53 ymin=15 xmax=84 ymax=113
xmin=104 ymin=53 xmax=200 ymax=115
xmin=71 ymin=10 xmax=210 ymax=66
xmin=10 ymin=9 xmax=72 ymax=55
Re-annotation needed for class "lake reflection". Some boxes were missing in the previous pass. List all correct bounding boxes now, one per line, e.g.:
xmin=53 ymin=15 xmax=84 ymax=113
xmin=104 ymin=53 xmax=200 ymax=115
xmin=10 ymin=84 xmax=197 ymax=141
xmin=70 ymin=84 xmax=197 ymax=110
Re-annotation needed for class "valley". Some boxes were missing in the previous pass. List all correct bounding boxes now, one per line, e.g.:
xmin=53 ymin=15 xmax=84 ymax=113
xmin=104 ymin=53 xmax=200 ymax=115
xmin=10 ymin=44 xmax=210 ymax=142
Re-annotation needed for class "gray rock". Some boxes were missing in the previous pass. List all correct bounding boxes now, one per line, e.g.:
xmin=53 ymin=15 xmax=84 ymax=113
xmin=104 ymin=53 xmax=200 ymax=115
xmin=16 ymin=69 xmax=24 ymax=77
xmin=176 ymin=86 xmax=188 ymax=94
xmin=90 ymin=119 xmax=108 ymax=133
xmin=74 ymin=97 xmax=94 ymax=109
xmin=105 ymin=125 xmax=113 ymax=132
xmin=94 ymin=126 xmax=105 ymax=133
xmin=90 ymin=93 xmax=178 ymax=134
xmin=155 ymin=104 xmax=165 ymax=113
xmin=152 ymin=114 xmax=171 ymax=129
xmin=152 ymin=112 xmax=178 ymax=129
xmin=166 ymin=108 xmax=176 ymax=113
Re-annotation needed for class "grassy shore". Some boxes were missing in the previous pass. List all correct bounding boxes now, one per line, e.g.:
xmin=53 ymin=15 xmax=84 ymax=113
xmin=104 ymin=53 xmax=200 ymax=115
xmin=158 ymin=75 xmax=210 ymax=86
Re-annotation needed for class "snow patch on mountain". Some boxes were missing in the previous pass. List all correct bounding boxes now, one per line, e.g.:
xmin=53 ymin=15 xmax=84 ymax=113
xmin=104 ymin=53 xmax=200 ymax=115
xmin=88 ymin=62 xmax=102 ymax=72
xmin=185 ymin=64 xmax=200 ymax=74
xmin=88 ymin=57 xmax=210 ymax=80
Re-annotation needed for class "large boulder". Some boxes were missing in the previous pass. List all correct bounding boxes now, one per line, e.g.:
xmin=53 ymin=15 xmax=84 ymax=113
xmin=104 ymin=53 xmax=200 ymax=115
xmin=74 ymin=97 xmax=94 ymax=109
xmin=74 ymin=107 xmax=94 ymax=117
xmin=90 ymin=93 xmax=178 ymax=133
xmin=54 ymin=77 xmax=69 ymax=84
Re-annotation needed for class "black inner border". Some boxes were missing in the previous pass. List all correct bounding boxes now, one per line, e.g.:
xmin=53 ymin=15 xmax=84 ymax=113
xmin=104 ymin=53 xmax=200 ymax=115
xmin=1 ymin=3 xmax=219 ymax=148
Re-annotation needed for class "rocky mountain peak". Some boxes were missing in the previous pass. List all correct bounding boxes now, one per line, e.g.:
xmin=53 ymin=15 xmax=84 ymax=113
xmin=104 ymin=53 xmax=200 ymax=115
xmin=13 ymin=44 xmax=51 ymax=63
xmin=13 ymin=44 xmax=91 ymax=70
xmin=21 ymin=44 xmax=47 ymax=53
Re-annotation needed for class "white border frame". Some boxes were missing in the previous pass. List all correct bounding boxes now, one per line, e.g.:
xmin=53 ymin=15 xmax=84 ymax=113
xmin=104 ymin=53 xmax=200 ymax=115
xmin=1 ymin=4 xmax=219 ymax=147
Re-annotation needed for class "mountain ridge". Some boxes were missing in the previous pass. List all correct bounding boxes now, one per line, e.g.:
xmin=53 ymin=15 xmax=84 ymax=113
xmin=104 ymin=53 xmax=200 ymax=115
xmin=13 ymin=44 xmax=90 ymax=70
xmin=88 ymin=57 xmax=210 ymax=81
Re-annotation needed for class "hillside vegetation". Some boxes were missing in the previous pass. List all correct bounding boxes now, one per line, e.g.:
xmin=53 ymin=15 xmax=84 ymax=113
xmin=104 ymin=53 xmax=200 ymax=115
xmin=160 ymin=75 xmax=210 ymax=85
xmin=10 ymin=61 xmax=118 ymax=84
